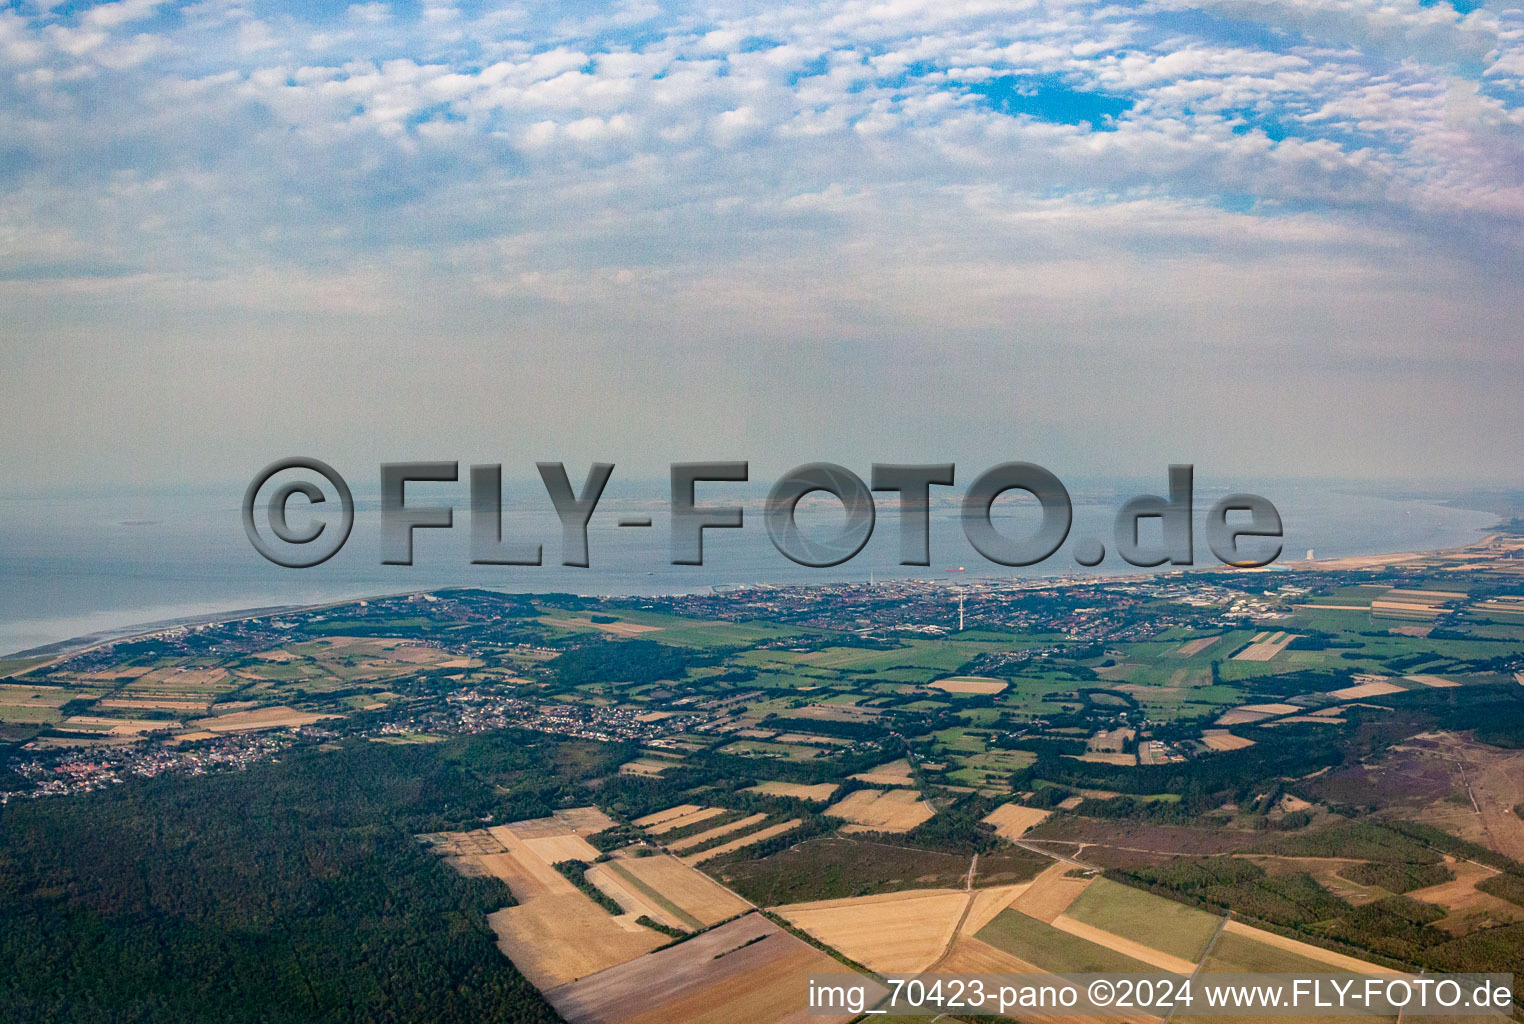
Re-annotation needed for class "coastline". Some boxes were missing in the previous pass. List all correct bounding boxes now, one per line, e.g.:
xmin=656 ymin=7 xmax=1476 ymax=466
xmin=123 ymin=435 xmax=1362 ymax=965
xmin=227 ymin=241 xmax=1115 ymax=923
xmin=6 ymin=518 xmax=1507 ymax=666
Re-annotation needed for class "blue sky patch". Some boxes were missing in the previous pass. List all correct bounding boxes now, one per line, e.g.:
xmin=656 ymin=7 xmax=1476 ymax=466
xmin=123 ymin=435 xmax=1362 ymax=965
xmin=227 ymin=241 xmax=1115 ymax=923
xmin=965 ymin=75 xmax=1133 ymax=130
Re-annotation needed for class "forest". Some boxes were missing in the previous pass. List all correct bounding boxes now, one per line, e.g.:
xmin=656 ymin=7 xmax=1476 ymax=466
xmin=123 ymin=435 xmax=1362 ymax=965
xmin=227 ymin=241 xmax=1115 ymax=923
xmin=0 ymin=731 xmax=624 ymax=1023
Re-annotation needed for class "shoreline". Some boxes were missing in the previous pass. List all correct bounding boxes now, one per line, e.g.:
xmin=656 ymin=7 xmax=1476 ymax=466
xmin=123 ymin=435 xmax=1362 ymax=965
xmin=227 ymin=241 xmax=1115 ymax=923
xmin=6 ymin=521 xmax=1508 ymax=665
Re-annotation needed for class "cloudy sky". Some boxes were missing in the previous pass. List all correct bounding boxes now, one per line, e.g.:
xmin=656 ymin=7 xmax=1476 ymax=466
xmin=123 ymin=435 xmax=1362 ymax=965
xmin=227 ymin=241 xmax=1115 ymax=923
xmin=2 ymin=0 xmax=1522 ymax=490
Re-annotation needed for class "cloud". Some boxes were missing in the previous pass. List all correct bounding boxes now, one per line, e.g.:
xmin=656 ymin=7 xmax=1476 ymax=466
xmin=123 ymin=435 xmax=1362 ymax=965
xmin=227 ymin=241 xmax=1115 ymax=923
xmin=0 ymin=0 xmax=1522 ymax=485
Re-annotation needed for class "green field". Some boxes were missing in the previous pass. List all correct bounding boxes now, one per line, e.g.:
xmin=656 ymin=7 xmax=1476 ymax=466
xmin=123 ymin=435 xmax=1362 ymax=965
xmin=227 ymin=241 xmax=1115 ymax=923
xmin=1064 ymin=878 xmax=1222 ymax=963
xmin=975 ymin=909 xmax=1167 ymax=974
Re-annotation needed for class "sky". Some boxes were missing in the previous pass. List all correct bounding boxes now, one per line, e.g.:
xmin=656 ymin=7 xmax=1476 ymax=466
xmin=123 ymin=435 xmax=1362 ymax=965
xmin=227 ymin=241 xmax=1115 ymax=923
xmin=2 ymin=0 xmax=1523 ymax=491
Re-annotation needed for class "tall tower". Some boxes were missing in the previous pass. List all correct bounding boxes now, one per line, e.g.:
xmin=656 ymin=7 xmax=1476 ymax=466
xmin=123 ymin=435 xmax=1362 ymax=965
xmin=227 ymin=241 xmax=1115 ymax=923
xmin=958 ymin=593 xmax=965 ymax=632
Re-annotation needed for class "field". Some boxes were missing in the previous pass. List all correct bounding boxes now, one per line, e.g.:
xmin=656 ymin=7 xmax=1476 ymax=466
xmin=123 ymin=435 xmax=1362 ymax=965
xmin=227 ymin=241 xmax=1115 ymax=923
xmin=1407 ymin=857 xmax=1524 ymax=933
xmin=1006 ymin=861 xmax=1087 ymax=918
xmin=434 ymin=812 xmax=667 ymax=989
xmin=774 ymin=888 xmax=974 ymax=972
xmin=745 ymin=781 xmax=839 ymax=802
xmin=849 ymin=759 xmax=914 ymax=785
xmin=982 ymin=802 xmax=1051 ymax=841
xmin=1201 ymin=729 xmax=1255 ymax=751
xmin=189 ymin=705 xmax=333 ymax=732
xmin=930 ymin=675 xmax=1008 ymax=695
xmin=605 ymin=853 xmax=751 ymax=926
xmin=543 ymin=914 xmax=860 ymax=1024
xmin=826 ymin=788 xmax=934 ymax=832
xmin=1174 ymin=636 xmax=1220 ymax=657
xmin=1216 ymin=702 xmax=1302 ymax=725
xmin=683 ymin=820 xmax=801 ymax=864
xmin=1232 ymin=631 xmax=1299 ymax=661
xmin=667 ymin=813 xmax=768 ymax=852
xmin=1328 ymin=677 xmax=1408 ymax=700
xmin=1063 ymin=878 xmax=1222 ymax=965
xmin=635 ymin=804 xmax=719 ymax=832
xmin=1219 ymin=920 xmax=1399 ymax=974
xmin=976 ymin=908 xmax=1166 ymax=975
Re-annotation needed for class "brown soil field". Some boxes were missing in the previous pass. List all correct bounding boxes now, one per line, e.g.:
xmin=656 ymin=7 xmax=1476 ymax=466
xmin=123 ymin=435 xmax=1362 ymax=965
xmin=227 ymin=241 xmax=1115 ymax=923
xmin=983 ymin=803 xmax=1052 ymax=841
xmin=1049 ymin=913 xmax=1198 ymax=973
xmin=775 ymin=888 xmax=971 ymax=972
xmin=931 ymin=676 xmax=1008 ymax=695
xmin=551 ymin=617 xmax=664 ymax=637
xmin=584 ymin=863 xmax=685 ymax=928
xmin=606 ymin=853 xmax=751 ymax=924
xmin=556 ymin=806 xmax=619 ymax=833
xmin=745 ymin=781 xmax=839 ymax=802
xmin=935 ymin=934 xmax=1038 ymax=973
xmin=849 ymin=759 xmax=914 ymax=786
xmin=435 ymin=825 xmax=665 ymax=989
xmin=63 ymin=715 xmax=180 ymax=734
xmin=96 ymin=698 xmax=210 ymax=711
xmin=480 ymin=826 xmax=577 ymax=898
xmin=1202 ymin=730 xmax=1256 ymax=751
xmin=961 ymin=883 xmax=1030 ymax=935
xmin=773 ymin=732 xmax=850 ymax=746
xmin=508 ymin=814 xmax=589 ymax=839
xmin=190 ymin=705 xmax=332 ymax=732
xmin=522 ymin=833 xmax=603 ymax=863
xmin=1233 ymin=631 xmax=1299 ymax=662
xmin=667 ymin=813 xmax=768 ymax=852
xmin=1408 ymin=857 xmax=1524 ymax=933
xmin=826 ymin=788 xmax=933 ymax=832
xmin=636 ymin=805 xmax=719 ymax=832
xmin=137 ymin=666 xmax=228 ymax=687
xmin=683 ymin=819 xmax=801 ymax=864
xmin=488 ymin=894 xmax=663 ymax=989
xmin=1174 ymin=636 xmax=1219 ymax=657
xmin=1012 ymin=861 xmax=1093 ymax=923
xmin=544 ymin=914 xmax=859 ymax=1024
xmin=1407 ymin=674 xmax=1461 ymax=688
xmin=1216 ymin=702 xmax=1301 ymax=726
xmin=619 ymin=761 xmax=669 ymax=777
xmin=1073 ymin=752 xmax=1138 ymax=766
xmin=1329 ymin=678 xmax=1408 ymax=700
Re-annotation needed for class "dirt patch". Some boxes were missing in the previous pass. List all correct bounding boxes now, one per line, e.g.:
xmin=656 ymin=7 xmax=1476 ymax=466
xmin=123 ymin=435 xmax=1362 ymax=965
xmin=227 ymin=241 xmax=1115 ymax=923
xmin=745 ymin=781 xmax=839 ymax=803
xmin=849 ymin=759 xmax=914 ymax=786
xmin=827 ymin=788 xmax=934 ymax=832
xmin=637 ymin=805 xmax=721 ymax=833
xmin=775 ymin=888 xmax=971 ymax=973
xmin=931 ymin=676 xmax=1008 ymax=695
xmin=544 ymin=914 xmax=858 ymax=1024
xmin=1013 ymin=861 xmax=1094 ymax=924
xmin=190 ymin=705 xmax=333 ymax=732
xmin=1328 ymin=677 xmax=1407 ymax=700
xmin=1202 ymin=730 xmax=1256 ymax=751
xmin=983 ymin=803 xmax=1052 ymax=842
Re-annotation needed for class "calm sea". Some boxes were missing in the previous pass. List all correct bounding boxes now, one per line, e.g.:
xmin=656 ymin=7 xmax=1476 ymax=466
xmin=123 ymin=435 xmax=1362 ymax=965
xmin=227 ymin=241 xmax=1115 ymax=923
xmin=0 ymin=480 xmax=1498 ymax=657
